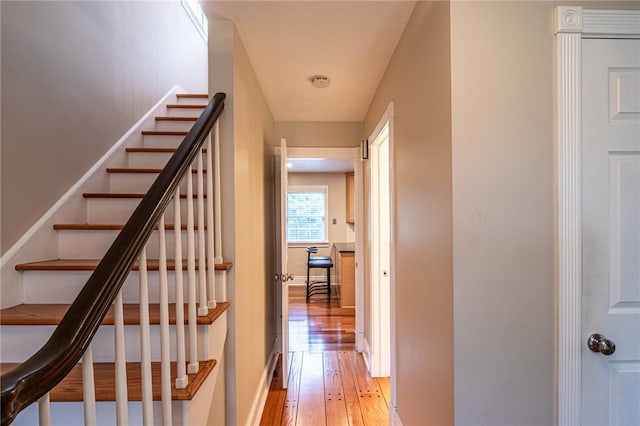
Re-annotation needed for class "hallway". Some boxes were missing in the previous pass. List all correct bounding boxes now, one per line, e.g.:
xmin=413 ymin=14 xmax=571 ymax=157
xmin=260 ymin=288 xmax=390 ymax=425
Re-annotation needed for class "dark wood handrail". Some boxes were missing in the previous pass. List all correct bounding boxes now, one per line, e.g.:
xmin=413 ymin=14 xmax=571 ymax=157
xmin=0 ymin=92 xmax=226 ymax=425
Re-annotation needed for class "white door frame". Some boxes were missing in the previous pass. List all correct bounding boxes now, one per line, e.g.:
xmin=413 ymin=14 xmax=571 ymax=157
xmin=365 ymin=102 xmax=395 ymax=380
xmin=554 ymin=7 xmax=640 ymax=425
xmin=276 ymin=146 xmax=363 ymax=348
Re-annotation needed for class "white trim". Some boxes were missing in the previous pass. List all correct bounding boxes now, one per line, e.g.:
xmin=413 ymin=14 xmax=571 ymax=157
xmin=392 ymin=408 xmax=404 ymax=426
xmin=245 ymin=342 xmax=278 ymax=426
xmin=0 ymin=86 xmax=184 ymax=269
xmin=554 ymin=7 xmax=640 ymax=426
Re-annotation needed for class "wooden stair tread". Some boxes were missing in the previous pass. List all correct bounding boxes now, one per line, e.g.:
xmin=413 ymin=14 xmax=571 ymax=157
xmin=166 ymin=104 xmax=206 ymax=109
xmin=106 ymin=167 xmax=206 ymax=174
xmin=0 ymin=302 xmax=230 ymax=326
xmin=176 ymin=94 xmax=208 ymax=99
xmin=155 ymin=116 xmax=198 ymax=122
xmin=126 ymin=147 xmax=206 ymax=153
xmin=83 ymin=193 xmax=206 ymax=199
xmin=53 ymin=224 xmax=206 ymax=231
xmin=0 ymin=360 xmax=216 ymax=401
xmin=15 ymin=259 xmax=233 ymax=271
xmin=141 ymin=130 xmax=188 ymax=136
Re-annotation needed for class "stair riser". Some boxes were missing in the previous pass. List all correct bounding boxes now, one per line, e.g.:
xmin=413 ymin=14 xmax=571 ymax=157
xmin=86 ymin=198 xmax=206 ymax=224
xmin=1 ymin=323 xmax=210 ymax=363
xmin=109 ymin=172 xmax=208 ymax=194
xmin=58 ymin=229 xmax=207 ymax=259
xmin=127 ymin=151 xmax=174 ymax=168
xmin=142 ymin=134 xmax=185 ymax=148
xmin=22 ymin=270 xmax=224 ymax=304
xmin=154 ymin=120 xmax=196 ymax=132
xmin=165 ymin=107 xmax=205 ymax=117
xmin=12 ymin=397 xmax=189 ymax=426
xmin=176 ymin=96 xmax=209 ymax=105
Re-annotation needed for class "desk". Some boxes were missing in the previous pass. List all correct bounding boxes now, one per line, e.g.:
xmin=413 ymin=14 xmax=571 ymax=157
xmin=333 ymin=243 xmax=355 ymax=307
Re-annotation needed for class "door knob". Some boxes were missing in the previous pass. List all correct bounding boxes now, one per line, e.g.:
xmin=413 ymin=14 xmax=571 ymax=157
xmin=588 ymin=333 xmax=616 ymax=356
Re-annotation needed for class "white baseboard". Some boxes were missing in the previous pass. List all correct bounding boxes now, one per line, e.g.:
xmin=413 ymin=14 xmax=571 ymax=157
xmin=287 ymin=274 xmax=337 ymax=286
xmin=245 ymin=341 xmax=278 ymax=426
xmin=392 ymin=407 xmax=404 ymax=426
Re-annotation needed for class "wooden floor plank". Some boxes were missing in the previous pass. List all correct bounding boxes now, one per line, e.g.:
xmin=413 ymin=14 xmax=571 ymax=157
xmin=282 ymin=351 xmax=303 ymax=426
xmin=260 ymin=354 xmax=286 ymax=426
xmin=377 ymin=377 xmax=391 ymax=408
xmin=323 ymin=351 xmax=349 ymax=426
xmin=338 ymin=351 xmax=366 ymax=426
xmin=351 ymin=352 xmax=389 ymax=424
xmin=295 ymin=352 xmax=326 ymax=426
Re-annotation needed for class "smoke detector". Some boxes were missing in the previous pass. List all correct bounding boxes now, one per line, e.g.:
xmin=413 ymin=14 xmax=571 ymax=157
xmin=311 ymin=75 xmax=330 ymax=88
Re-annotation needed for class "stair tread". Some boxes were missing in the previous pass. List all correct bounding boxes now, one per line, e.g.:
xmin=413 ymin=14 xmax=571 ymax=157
xmin=106 ymin=167 xmax=207 ymax=174
xmin=15 ymin=259 xmax=233 ymax=271
xmin=155 ymin=116 xmax=198 ymax=122
xmin=83 ymin=193 xmax=206 ymax=198
xmin=176 ymin=94 xmax=208 ymax=99
xmin=0 ymin=301 xmax=230 ymax=326
xmin=141 ymin=130 xmax=188 ymax=136
xmin=0 ymin=360 xmax=216 ymax=401
xmin=126 ymin=147 xmax=206 ymax=153
xmin=53 ymin=224 xmax=206 ymax=231
xmin=166 ymin=104 xmax=206 ymax=109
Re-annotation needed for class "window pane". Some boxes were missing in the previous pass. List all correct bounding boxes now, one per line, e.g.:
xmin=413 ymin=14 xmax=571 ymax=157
xmin=287 ymin=190 xmax=326 ymax=242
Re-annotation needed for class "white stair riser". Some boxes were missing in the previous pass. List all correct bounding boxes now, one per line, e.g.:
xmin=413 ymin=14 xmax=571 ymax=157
xmin=165 ymin=107 xmax=205 ymax=117
xmin=176 ymin=97 xmax=208 ymax=105
xmin=109 ymin=172 xmax=208 ymax=194
xmin=142 ymin=134 xmax=185 ymax=148
xmin=154 ymin=120 xmax=196 ymax=132
xmin=86 ymin=198 xmax=206 ymax=224
xmin=127 ymin=151 xmax=174 ymax=168
xmin=22 ymin=270 xmax=225 ymax=304
xmin=1 ymin=323 xmax=210 ymax=363
xmin=57 ymin=229 xmax=208 ymax=259
xmin=13 ymin=397 xmax=190 ymax=426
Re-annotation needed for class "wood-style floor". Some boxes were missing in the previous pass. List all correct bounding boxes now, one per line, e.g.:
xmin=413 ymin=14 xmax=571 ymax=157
xmin=260 ymin=287 xmax=390 ymax=425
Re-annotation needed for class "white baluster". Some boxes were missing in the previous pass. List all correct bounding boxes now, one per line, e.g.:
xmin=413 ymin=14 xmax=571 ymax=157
xmin=214 ymin=121 xmax=223 ymax=264
xmin=173 ymin=187 xmax=187 ymax=388
xmin=186 ymin=169 xmax=199 ymax=374
xmin=81 ymin=346 xmax=97 ymax=426
xmin=157 ymin=215 xmax=172 ymax=425
xmin=38 ymin=393 xmax=51 ymax=426
xmin=206 ymin=135 xmax=217 ymax=308
xmin=114 ymin=290 xmax=129 ymax=426
xmin=197 ymin=151 xmax=208 ymax=316
xmin=220 ymin=270 xmax=227 ymax=303
xmin=138 ymin=247 xmax=154 ymax=426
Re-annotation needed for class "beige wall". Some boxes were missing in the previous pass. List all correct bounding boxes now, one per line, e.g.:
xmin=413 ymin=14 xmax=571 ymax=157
xmin=450 ymin=2 xmax=638 ymax=424
xmin=363 ymin=2 xmax=453 ymax=425
xmin=209 ymin=21 xmax=277 ymax=426
xmin=0 ymin=1 xmax=208 ymax=254
xmin=276 ymin=121 xmax=362 ymax=148
xmin=287 ymin=172 xmax=354 ymax=278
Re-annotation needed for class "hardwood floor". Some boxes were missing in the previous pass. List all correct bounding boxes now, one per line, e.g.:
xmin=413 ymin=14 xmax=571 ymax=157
xmin=260 ymin=287 xmax=390 ymax=425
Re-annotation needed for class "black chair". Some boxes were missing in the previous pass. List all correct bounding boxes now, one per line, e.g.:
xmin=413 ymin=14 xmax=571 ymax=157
xmin=306 ymin=246 xmax=333 ymax=303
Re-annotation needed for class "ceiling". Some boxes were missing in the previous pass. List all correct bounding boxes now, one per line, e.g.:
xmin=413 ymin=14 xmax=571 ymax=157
xmin=203 ymin=1 xmax=416 ymax=122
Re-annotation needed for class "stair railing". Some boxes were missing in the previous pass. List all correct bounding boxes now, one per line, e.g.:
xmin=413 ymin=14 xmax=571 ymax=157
xmin=1 ymin=92 xmax=227 ymax=426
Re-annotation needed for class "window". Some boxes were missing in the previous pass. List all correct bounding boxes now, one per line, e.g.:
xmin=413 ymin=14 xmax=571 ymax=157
xmin=181 ymin=0 xmax=208 ymax=40
xmin=287 ymin=185 xmax=329 ymax=244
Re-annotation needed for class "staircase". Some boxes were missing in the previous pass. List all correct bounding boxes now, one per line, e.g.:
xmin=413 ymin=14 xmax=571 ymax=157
xmin=0 ymin=93 xmax=229 ymax=425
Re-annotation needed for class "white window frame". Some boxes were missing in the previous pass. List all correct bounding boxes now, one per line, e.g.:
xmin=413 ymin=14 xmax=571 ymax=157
xmin=287 ymin=185 xmax=329 ymax=246
xmin=181 ymin=0 xmax=208 ymax=41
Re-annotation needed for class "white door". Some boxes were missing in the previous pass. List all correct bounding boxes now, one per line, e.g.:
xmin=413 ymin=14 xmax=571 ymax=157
xmin=369 ymin=121 xmax=391 ymax=378
xmin=581 ymin=38 xmax=640 ymax=425
xmin=275 ymin=138 xmax=289 ymax=387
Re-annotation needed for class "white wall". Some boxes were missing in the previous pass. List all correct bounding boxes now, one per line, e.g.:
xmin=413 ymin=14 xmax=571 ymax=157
xmin=1 ymin=1 xmax=208 ymax=254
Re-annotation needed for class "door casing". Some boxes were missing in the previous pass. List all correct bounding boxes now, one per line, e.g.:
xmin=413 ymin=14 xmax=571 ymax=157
xmin=554 ymin=7 xmax=640 ymax=424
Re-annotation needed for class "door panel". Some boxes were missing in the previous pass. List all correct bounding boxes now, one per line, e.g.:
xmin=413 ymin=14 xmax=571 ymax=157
xmin=582 ymin=38 xmax=640 ymax=425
